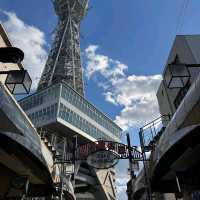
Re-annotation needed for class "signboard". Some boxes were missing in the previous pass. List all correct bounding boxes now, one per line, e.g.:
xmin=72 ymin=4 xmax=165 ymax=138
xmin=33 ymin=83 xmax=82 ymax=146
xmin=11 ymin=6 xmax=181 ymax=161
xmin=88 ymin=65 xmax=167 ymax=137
xmin=87 ymin=150 xmax=119 ymax=169
xmin=53 ymin=140 xmax=143 ymax=170
xmin=76 ymin=140 xmax=142 ymax=169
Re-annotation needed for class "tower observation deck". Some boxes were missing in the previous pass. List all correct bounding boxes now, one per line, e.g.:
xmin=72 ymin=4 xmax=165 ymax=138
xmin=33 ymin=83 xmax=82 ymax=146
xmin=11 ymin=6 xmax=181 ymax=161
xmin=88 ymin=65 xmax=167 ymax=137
xmin=37 ymin=0 xmax=89 ymax=96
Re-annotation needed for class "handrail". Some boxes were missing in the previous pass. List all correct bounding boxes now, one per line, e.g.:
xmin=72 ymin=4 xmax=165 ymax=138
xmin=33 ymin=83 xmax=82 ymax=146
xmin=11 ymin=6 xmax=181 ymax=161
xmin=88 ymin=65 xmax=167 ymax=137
xmin=139 ymin=115 xmax=171 ymax=154
xmin=141 ymin=115 xmax=170 ymax=131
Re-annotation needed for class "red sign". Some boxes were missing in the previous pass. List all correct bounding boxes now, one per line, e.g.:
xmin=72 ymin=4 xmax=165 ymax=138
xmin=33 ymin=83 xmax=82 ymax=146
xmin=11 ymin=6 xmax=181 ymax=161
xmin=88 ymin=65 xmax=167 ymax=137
xmin=74 ymin=140 xmax=142 ymax=169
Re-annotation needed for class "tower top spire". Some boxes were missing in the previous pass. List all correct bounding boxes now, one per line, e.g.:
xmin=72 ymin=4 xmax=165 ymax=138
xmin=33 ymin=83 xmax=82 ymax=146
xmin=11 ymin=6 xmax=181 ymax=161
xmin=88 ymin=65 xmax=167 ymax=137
xmin=53 ymin=0 xmax=89 ymax=21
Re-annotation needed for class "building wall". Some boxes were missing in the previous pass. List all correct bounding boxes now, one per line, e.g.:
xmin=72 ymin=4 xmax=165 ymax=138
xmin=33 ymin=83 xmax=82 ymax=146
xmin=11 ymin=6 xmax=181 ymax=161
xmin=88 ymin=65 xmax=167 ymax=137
xmin=132 ymin=35 xmax=200 ymax=200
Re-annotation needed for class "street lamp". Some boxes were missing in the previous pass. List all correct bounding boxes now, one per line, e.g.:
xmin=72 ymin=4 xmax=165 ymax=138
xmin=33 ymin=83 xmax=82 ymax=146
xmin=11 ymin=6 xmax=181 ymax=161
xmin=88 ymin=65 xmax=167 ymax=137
xmin=0 ymin=47 xmax=32 ymax=94
xmin=164 ymin=63 xmax=191 ymax=89
xmin=164 ymin=55 xmax=191 ymax=89
xmin=0 ymin=47 xmax=24 ymax=63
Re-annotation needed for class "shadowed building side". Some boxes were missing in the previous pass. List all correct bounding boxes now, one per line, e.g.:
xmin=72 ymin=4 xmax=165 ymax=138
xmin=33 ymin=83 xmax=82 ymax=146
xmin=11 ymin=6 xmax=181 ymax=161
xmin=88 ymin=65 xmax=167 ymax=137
xmin=128 ymin=35 xmax=200 ymax=200
xmin=0 ymin=24 xmax=61 ymax=199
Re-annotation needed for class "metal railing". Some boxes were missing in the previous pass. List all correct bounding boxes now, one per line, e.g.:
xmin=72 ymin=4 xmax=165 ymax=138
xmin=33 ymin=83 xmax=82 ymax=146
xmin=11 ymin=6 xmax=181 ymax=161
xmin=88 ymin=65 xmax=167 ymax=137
xmin=139 ymin=115 xmax=171 ymax=153
xmin=137 ymin=115 xmax=171 ymax=200
xmin=38 ymin=128 xmax=75 ymax=200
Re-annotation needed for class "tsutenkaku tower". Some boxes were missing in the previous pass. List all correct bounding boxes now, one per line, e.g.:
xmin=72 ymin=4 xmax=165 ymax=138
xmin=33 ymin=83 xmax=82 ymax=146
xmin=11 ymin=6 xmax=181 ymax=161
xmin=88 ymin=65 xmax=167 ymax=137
xmin=37 ymin=0 xmax=89 ymax=96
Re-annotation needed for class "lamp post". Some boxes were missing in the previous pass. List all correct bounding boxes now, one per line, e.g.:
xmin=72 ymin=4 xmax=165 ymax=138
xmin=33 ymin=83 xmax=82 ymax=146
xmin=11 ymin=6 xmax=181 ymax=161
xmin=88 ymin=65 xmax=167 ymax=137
xmin=139 ymin=128 xmax=152 ymax=200
xmin=126 ymin=133 xmax=136 ymax=180
xmin=126 ymin=132 xmax=136 ymax=200
xmin=0 ymin=47 xmax=32 ymax=94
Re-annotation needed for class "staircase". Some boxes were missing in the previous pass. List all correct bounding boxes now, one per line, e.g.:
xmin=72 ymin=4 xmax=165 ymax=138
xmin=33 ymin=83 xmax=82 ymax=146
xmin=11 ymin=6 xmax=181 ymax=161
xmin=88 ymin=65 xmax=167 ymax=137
xmin=38 ymin=129 xmax=75 ymax=200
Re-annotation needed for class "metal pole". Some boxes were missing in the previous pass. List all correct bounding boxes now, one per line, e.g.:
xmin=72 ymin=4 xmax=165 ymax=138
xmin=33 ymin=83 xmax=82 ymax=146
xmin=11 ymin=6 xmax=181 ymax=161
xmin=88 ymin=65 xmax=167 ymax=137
xmin=126 ymin=132 xmax=135 ymax=200
xmin=60 ymin=138 xmax=67 ymax=200
xmin=139 ymin=128 xmax=152 ymax=200
xmin=72 ymin=135 xmax=77 ymax=187
xmin=126 ymin=133 xmax=136 ymax=180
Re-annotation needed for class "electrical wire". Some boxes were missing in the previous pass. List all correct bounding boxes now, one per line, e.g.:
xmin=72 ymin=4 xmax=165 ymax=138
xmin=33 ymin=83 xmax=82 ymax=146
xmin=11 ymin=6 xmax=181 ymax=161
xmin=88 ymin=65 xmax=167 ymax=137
xmin=175 ymin=0 xmax=186 ymax=33
xmin=175 ymin=0 xmax=190 ymax=34
xmin=179 ymin=0 xmax=190 ymax=33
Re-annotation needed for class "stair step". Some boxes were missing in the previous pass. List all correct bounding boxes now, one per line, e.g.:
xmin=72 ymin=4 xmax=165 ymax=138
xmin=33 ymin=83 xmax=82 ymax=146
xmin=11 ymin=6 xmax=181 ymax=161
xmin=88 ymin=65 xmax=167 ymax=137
xmin=43 ymin=138 xmax=48 ymax=143
xmin=40 ymin=135 xmax=46 ymax=139
xmin=51 ymin=146 xmax=56 ymax=152
xmin=47 ymin=142 xmax=52 ymax=147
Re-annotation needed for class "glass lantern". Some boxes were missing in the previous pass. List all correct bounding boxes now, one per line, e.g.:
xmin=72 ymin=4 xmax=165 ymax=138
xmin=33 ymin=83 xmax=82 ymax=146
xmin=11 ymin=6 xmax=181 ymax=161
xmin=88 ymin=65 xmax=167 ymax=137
xmin=5 ymin=70 xmax=32 ymax=94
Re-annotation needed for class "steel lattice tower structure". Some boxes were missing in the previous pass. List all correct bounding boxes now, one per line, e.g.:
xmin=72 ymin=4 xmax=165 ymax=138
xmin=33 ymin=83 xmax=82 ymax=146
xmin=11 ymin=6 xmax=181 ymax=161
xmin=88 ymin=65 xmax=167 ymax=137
xmin=37 ymin=0 xmax=88 ymax=96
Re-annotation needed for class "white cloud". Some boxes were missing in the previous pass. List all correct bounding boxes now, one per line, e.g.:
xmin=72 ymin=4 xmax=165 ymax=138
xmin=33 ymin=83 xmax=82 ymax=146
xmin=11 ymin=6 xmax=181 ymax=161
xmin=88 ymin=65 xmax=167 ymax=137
xmin=104 ymin=91 xmax=118 ymax=105
xmin=85 ymin=45 xmax=162 ymax=130
xmin=0 ymin=11 xmax=48 ymax=89
xmin=114 ymin=75 xmax=162 ymax=129
xmin=116 ymin=177 xmax=129 ymax=200
xmin=85 ymin=45 xmax=128 ymax=79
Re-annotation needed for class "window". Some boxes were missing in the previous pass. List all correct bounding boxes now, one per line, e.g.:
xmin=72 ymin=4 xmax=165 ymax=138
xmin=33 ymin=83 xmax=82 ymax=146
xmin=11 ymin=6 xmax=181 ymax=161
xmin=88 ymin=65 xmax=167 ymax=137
xmin=39 ymin=110 xmax=42 ymax=118
xmin=35 ymin=111 xmax=39 ymax=122
xmin=43 ymin=108 xmax=47 ymax=120
xmin=59 ymin=86 xmax=121 ymax=138
xmin=64 ymin=108 xmax=69 ymax=121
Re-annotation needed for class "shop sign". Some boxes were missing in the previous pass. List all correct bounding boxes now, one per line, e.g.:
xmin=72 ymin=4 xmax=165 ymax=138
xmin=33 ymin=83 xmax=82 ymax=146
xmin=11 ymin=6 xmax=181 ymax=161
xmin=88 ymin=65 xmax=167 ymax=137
xmin=87 ymin=150 xmax=119 ymax=169
xmin=76 ymin=140 xmax=142 ymax=169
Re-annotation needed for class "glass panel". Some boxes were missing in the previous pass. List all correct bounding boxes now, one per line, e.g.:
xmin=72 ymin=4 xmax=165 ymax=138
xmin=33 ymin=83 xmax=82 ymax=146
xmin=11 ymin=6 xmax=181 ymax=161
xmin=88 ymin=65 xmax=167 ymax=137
xmin=165 ymin=64 xmax=190 ymax=88
xmin=164 ymin=67 xmax=172 ymax=87
xmin=60 ymin=84 xmax=121 ymax=138
xmin=6 ymin=83 xmax=15 ymax=93
xmin=13 ymin=83 xmax=26 ymax=94
xmin=170 ymin=77 xmax=184 ymax=88
xmin=170 ymin=64 xmax=189 ymax=77
xmin=23 ymin=71 xmax=32 ymax=92
xmin=6 ymin=70 xmax=24 ymax=84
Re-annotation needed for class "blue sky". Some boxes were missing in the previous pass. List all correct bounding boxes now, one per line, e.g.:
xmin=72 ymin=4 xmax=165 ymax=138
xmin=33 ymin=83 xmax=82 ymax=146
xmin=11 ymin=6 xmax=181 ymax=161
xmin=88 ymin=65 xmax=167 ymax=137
xmin=0 ymin=0 xmax=200 ymax=199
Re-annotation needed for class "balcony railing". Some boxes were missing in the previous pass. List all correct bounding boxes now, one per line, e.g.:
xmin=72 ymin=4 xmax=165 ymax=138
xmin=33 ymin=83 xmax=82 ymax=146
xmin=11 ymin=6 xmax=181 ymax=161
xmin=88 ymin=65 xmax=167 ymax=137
xmin=139 ymin=115 xmax=171 ymax=153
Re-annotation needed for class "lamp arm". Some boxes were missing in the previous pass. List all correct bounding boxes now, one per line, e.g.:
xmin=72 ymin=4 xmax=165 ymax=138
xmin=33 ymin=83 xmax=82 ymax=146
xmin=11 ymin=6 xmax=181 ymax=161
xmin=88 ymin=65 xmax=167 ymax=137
xmin=0 ymin=71 xmax=10 ymax=75
xmin=0 ymin=69 xmax=25 ymax=75
xmin=187 ymin=64 xmax=200 ymax=68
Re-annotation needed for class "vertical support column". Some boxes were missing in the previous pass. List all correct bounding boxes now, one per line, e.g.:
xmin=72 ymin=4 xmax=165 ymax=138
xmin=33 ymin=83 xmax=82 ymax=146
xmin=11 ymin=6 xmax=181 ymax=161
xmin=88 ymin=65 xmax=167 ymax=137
xmin=139 ymin=128 xmax=152 ymax=200
xmin=126 ymin=133 xmax=136 ymax=180
xmin=60 ymin=137 xmax=67 ymax=200
xmin=72 ymin=135 xmax=78 ymax=187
